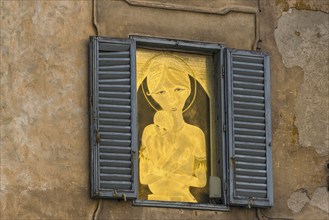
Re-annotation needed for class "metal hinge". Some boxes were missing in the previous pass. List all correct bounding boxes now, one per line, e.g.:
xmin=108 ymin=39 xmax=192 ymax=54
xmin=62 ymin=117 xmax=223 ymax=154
xmin=96 ymin=130 xmax=100 ymax=144
xmin=131 ymin=150 xmax=136 ymax=181
xmin=222 ymin=66 xmax=225 ymax=77
xmin=223 ymin=124 xmax=227 ymax=132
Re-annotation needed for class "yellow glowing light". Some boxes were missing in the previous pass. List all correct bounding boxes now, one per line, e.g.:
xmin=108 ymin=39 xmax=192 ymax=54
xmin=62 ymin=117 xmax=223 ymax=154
xmin=138 ymin=52 xmax=207 ymax=203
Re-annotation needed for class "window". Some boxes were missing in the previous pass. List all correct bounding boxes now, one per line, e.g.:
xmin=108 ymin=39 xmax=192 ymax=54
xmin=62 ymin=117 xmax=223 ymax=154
xmin=89 ymin=36 xmax=273 ymax=210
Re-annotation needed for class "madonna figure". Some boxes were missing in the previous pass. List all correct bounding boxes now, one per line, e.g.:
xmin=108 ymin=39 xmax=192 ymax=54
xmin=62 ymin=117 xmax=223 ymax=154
xmin=139 ymin=54 xmax=207 ymax=203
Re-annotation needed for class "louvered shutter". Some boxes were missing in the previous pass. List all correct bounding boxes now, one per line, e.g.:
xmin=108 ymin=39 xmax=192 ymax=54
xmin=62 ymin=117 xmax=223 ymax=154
xmin=90 ymin=37 xmax=137 ymax=199
xmin=226 ymin=49 xmax=273 ymax=207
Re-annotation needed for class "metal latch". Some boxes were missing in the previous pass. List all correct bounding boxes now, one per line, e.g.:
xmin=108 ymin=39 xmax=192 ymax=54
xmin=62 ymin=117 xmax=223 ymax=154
xmin=247 ymin=197 xmax=253 ymax=208
xmin=113 ymin=190 xmax=127 ymax=202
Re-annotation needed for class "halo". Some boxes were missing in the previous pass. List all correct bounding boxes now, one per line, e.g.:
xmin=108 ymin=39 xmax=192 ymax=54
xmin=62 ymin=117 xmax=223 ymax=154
xmin=141 ymin=53 xmax=197 ymax=113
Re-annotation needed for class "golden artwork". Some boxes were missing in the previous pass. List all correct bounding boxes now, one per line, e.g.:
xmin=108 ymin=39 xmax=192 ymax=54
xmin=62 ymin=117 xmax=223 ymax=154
xmin=137 ymin=49 xmax=215 ymax=203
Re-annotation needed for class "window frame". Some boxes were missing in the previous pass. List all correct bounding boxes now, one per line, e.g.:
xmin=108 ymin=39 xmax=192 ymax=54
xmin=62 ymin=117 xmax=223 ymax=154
xmin=89 ymin=35 xmax=273 ymax=210
xmin=131 ymin=35 xmax=229 ymax=211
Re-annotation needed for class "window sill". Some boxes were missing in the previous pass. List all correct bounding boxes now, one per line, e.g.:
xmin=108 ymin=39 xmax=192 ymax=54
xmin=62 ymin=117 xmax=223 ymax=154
xmin=133 ymin=199 xmax=229 ymax=211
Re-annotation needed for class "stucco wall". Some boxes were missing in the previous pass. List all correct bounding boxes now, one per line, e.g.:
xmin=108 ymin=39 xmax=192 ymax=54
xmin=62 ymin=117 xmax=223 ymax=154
xmin=1 ymin=1 xmax=97 ymax=219
xmin=1 ymin=0 xmax=328 ymax=219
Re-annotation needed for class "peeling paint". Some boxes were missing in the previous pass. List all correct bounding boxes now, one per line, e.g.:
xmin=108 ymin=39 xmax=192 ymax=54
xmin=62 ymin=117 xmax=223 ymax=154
xmin=275 ymin=0 xmax=329 ymax=13
xmin=274 ymin=9 xmax=329 ymax=156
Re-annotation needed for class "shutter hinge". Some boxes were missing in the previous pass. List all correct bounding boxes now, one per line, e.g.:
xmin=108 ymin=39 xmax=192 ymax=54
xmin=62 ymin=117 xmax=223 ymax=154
xmin=222 ymin=66 xmax=225 ymax=77
xmin=131 ymin=150 xmax=136 ymax=181
xmin=96 ymin=130 xmax=100 ymax=144
xmin=223 ymin=124 xmax=227 ymax=132
xmin=113 ymin=190 xmax=127 ymax=202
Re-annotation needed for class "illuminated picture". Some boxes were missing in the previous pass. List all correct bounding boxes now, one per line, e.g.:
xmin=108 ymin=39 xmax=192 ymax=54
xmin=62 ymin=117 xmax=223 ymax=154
xmin=137 ymin=50 xmax=215 ymax=203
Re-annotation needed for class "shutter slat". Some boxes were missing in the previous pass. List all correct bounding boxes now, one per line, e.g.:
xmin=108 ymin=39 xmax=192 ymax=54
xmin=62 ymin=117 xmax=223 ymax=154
xmin=235 ymin=148 xmax=266 ymax=157
xmin=235 ymin=141 xmax=266 ymax=149
xmin=232 ymin=55 xmax=264 ymax=63
xmin=234 ymin=121 xmax=266 ymax=130
xmin=99 ymin=125 xmax=131 ymax=133
xmin=99 ymin=78 xmax=131 ymax=85
xmin=233 ymin=81 xmax=264 ymax=90
xmin=99 ymin=118 xmax=131 ymax=126
xmin=100 ymin=139 xmax=131 ymax=147
xmin=99 ymin=43 xmax=130 ymax=51
xmin=233 ymin=94 xmax=264 ymax=103
xmin=100 ymin=167 xmax=132 ymax=175
xmin=235 ymin=155 xmax=266 ymax=163
xmin=234 ymin=101 xmax=265 ymax=110
xmin=99 ymin=91 xmax=131 ymax=99
xmin=99 ymin=131 xmax=131 ymax=140
xmin=99 ymin=112 xmax=131 ymax=120
xmin=232 ymin=61 xmax=264 ymax=70
xmin=99 ymin=104 xmax=131 ymax=112
xmin=100 ymin=153 xmax=131 ymax=160
xmin=234 ymin=114 xmax=265 ymax=123
xmin=235 ymin=134 xmax=266 ymax=143
xmin=99 ymin=58 xmax=130 ymax=66
xmin=99 ymin=51 xmax=130 ymax=58
xmin=99 ymin=85 xmax=131 ymax=92
xmin=236 ymin=175 xmax=267 ymax=184
xmin=100 ymin=181 xmax=132 ymax=190
xmin=234 ymin=108 xmax=265 ymax=117
xmin=233 ymin=87 xmax=264 ymax=96
xmin=233 ymin=74 xmax=264 ymax=83
xmin=99 ymin=97 xmax=131 ymax=106
xmin=99 ymin=65 xmax=130 ymax=71
xmin=236 ymin=168 xmax=267 ymax=177
xmin=90 ymin=37 xmax=137 ymax=199
xmin=98 ymin=70 xmax=130 ymax=76
xmin=236 ymin=182 xmax=267 ymax=190
xmin=236 ymin=161 xmax=266 ymax=170
xmin=100 ymin=146 xmax=132 ymax=154
xmin=100 ymin=173 xmax=132 ymax=181
xmin=100 ymin=159 xmax=131 ymax=168
xmin=232 ymin=68 xmax=264 ymax=77
xmin=227 ymin=49 xmax=273 ymax=207
xmin=234 ymin=128 xmax=266 ymax=136
xmin=235 ymin=189 xmax=267 ymax=198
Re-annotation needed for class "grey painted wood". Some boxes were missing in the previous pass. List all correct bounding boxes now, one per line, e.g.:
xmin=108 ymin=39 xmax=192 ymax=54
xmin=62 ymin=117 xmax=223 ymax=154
xmin=226 ymin=49 xmax=273 ymax=207
xmin=90 ymin=36 xmax=137 ymax=199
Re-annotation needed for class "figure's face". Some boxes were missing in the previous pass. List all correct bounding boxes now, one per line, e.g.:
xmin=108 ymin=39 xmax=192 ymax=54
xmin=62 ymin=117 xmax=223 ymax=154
xmin=150 ymin=76 xmax=190 ymax=112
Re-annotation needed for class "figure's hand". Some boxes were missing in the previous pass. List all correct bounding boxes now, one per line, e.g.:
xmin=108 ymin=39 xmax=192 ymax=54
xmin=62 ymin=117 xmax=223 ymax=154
xmin=149 ymin=162 xmax=169 ymax=177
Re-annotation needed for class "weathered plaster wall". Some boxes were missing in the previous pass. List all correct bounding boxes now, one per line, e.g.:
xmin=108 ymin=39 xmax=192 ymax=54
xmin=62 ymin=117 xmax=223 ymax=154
xmin=264 ymin=1 xmax=329 ymax=219
xmin=275 ymin=8 xmax=329 ymax=156
xmin=273 ymin=6 xmax=329 ymax=218
xmin=97 ymin=0 xmax=258 ymax=50
xmin=1 ymin=0 xmax=97 ymax=219
xmin=1 ymin=0 xmax=328 ymax=219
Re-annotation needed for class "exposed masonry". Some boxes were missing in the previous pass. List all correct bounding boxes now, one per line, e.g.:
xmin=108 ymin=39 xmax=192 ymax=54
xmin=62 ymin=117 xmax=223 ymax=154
xmin=287 ymin=187 xmax=329 ymax=214
xmin=287 ymin=189 xmax=310 ymax=213
xmin=275 ymin=8 xmax=329 ymax=156
xmin=309 ymin=187 xmax=329 ymax=213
